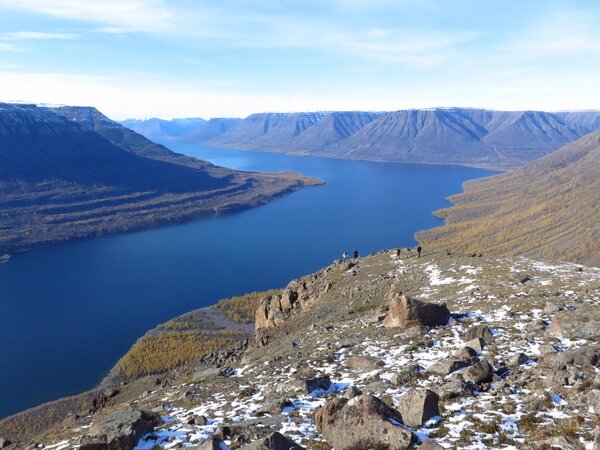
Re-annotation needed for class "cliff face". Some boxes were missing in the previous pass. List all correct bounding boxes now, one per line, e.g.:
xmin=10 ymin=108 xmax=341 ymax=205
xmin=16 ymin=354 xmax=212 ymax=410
xmin=417 ymin=128 xmax=600 ymax=266
xmin=180 ymin=108 xmax=600 ymax=170
xmin=0 ymin=103 xmax=319 ymax=254
xmin=4 ymin=250 xmax=600 ymax=449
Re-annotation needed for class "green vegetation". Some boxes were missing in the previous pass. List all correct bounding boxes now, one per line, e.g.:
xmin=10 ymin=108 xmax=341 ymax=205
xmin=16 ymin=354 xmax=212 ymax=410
xmin=115 ymin=330 xmax=242 ymax=378
xmin=217 ymin=289 xmax=281 ymax=323
xmin=417 ymin=130 xmax=600 ymax=266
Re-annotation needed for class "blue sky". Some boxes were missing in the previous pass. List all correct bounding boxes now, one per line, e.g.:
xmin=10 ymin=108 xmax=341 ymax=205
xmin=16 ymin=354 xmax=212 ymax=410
xmin=0 ymin=0 xmax=599 ymax=119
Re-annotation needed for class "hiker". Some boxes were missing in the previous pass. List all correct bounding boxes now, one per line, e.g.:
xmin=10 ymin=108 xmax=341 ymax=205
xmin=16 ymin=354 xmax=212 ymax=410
xmin=342 ymin=251 xmax=349 ymax=261
xmin=417 ymin=245 xmax=422 ymax=258
xmin=353 ymin=249 xmax=359 ymax=259
xmin=396 ymin=248 xmax=401 ymax=258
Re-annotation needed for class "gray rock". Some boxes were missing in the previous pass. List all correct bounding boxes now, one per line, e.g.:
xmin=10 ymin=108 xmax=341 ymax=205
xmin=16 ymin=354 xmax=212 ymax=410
xmin=342 ymin=385 xmax=363 ymax=399
xmin=88 ymin=409 xmax=162 ymax=450
xmin=346 ymin=355 xmax=384 ymax=370
xmin=383 ymin=292 xmax=450 ymax=329
xmin=314 ymin=394 xmax=416 ymax=450
xmin=266 ymin=375 xmax=331 ymax=397
xmin=454 ymin=347 xmax=477 ymax=359
xmin=389 ymin=364 xmax=422 ymax=386
xmin=242 ymin=432 xmax=305 ymax=449
xmin=0 ymin=438 xmax=11 ymax=449
xmin=508 ymin=352 xmax=529 ymax=366
xmin=396 ymin=389 xmax=440 ymax=428
xmin=465 ymin=337 xmax=486 ymax=352
xmin=540 ymin=343 xmax=559 ymax=356
xmin=192 ymin=367 xmax=223 ymax=383
xmin=418 ymin=440 xmax=445 ymax=450
xmin=438 ymin=379 xmax=477 ymax=400
xmin=551 ymin=306 xmax=600 ymax=340
xmin=78 ymin=437 xmax=108 ymax=450
xmin=257 ymin=399 xmax=294 ymax=416
xmin=462 ymin=360 xmax=494 ymax=385
xmin=464 ymin=324 xmax=493 ymax=342
xmin=190 ymin=437 xmax=228 ymax=449
xmin=428 ymin=356 xmax=479 ymax=376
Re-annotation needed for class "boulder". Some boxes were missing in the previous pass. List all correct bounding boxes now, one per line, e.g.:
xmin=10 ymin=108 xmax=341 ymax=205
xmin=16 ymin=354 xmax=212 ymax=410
xmin=437 ymin=379 xmax=477 ymax=400
xmin=383 ymin=293 xmax=450 ymax=329
xmin=462 ymin=360 xmax=494 ymax=385
xmin=551 ymin=306 xmax=600 ymax=340
xmin=192 ymin=367 xmax=223 ymax=383
xmin=79 ymin=437 xmax=109 ymax=450
xmin=314 ymin=394 xmax=416 ymax=449
xmin=418 ymin=440 xmax=445 ymax=450
xmin=346 ymin=355 xmax=384 ymax=370
xmin=428 ymin=356 xmax=479 ymax=376
xmin=464 ymin=325 xmax=494 ymax=342
xmin=0 ymin=439 xmax=11 ymax=449
xmin=257 ymin=399 xmax=294 ymax=416
xmin=242 ymin=432 xmax=305 ymax=450
xmin=553 ymin=346 xmax=600 ymax=366
xmin=508 ymin=352 xmax=529 ymax=366
xmin=465 ymin=338 xmax=486 ymax=352
xmin=389 ymin=364 xmax=422 ymax=386
xmin=191 ymin=437 xmax=228 ymax=449
xmin=396 ymin=389 xmax=440 ymax=428
xmin=454 ymin=347 xmax=477 ymax=359
xmin=88 ymin=409 xmax=162 ymax=450
xmin=266 ymin=375 xmax=331 ymax=397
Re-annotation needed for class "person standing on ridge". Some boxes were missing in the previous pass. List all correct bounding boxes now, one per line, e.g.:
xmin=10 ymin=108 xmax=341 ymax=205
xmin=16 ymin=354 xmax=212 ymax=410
xmin=396 ymin=248 xmax=401 ymax=258
xmin=342 ymin=251 xmax=348 ymax=261
xmin=353 ymin=249 xmax=359 ymax=259
xmin=417 ymin=245 xmax=422 ymax=258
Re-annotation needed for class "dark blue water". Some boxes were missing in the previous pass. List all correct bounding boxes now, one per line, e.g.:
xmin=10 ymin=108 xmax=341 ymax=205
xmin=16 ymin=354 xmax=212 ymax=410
xmin=0 ymin=144 xmax=493 ymax=418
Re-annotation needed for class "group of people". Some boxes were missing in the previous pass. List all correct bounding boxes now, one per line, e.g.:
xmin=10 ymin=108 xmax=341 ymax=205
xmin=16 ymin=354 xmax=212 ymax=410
xmin=341 ymin=250 xmax=359 ymax=260
xmin=342 ymin=245 xmax=422 ymax=262
xmin=396 ymin=245 xmax=422 ymax=258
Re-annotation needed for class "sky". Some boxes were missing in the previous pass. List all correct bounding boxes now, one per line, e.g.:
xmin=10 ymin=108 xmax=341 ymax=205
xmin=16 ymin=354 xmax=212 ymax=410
xmin=0 ymin=0 xmax=599 ymax=119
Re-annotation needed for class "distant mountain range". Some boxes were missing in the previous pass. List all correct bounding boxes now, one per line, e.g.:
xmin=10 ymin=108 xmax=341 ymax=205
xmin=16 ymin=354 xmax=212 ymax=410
xmin=120 ymin=117 xmax=207 ymax=141
xmin=417 ymin=127 xmax=600 ymax=265
xmin=0 ymin=103 xmax=318 ymax=254
xmin=127 ymin=109 xmax=600 ymax=170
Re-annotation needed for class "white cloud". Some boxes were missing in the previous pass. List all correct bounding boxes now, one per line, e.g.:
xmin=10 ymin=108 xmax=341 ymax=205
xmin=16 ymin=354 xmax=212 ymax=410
xmin=0 ymin=43 xmax=19 ymax=51
xmin=0 ymin=0 xmax=174 ymax=33
xmin=3 ymin=31 xmax=78 ymax=40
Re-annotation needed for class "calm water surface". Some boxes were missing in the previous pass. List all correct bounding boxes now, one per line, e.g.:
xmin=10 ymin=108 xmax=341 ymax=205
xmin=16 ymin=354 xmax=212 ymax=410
xmin=0 ymin=143 xmax=493 ymax=418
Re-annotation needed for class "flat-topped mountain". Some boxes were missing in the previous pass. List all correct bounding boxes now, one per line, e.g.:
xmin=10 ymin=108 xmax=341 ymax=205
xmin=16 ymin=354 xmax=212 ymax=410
xmin=417 ymin=128 xmax=600 ymax=266
xmin=177 ymin=108 xmax=600 ymax=170
xmin=3 ymin=250 xmax=599 ymax=449
xmin=0 ymin=103 xmax=319 ymax=254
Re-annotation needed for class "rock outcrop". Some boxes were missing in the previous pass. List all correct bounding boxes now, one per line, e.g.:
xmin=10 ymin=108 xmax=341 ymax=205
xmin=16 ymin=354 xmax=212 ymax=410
xmin=383 ymin=292 xmax=450 ymax=329
xmin=87 ymin=409 xmax=162 ymax=450
xmin=550 ymin=306 xmax=600 ymax=340
xmin=396 ymin=389 xmax=440 ymax=428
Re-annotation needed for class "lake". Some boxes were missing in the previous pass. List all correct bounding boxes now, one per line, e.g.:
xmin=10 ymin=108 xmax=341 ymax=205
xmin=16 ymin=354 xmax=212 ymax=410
xmin=0 ymin=143 xmax=494 ymax=418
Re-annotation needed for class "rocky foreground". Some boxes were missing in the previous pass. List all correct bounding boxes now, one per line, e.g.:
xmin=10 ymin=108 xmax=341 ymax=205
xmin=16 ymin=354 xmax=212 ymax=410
xmin=3 ymin=250 xmax=600 ymax=449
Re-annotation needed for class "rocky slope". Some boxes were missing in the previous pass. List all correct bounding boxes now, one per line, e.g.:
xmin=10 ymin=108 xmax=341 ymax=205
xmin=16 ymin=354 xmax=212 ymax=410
xmin=3 ymin=249 xmax=599 ymax=449
xmin=417 ymin=128 xmax=600 ymax=266
xmin=0 ymin=103 xmax=320 ymax=254
xmin=179 ymin=109 xmax=600 ymax=170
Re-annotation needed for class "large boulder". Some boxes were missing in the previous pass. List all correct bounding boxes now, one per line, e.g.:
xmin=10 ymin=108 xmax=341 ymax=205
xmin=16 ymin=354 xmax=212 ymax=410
xmin=265 ymin=375 xmax=331 ymax=398
xmin=242 ymin=432 xmax=305 ymax=450
xmin=428 ymin=356 xmax=479 ymax=376
xmin=346 ymin=355 xmax=384 ymax=370
xmin=383 ymin=293 xmax=450 ymax=329
xmin=255 ymin=290 xmax=299 ymax=330
xmin=464 ymin=325 xmax=494 ymax=342
xmin=314 ymin=394 xmax=416 ymax=449
xmin=551 ymin=306 xmax=600 ymax=340
xmin=462 ymin=360 xmax=494 ymax=385
xmin=396 ymin=389 xmax=440 ymax=428
xmin=88 ymin=409 xmax=162 ymax=450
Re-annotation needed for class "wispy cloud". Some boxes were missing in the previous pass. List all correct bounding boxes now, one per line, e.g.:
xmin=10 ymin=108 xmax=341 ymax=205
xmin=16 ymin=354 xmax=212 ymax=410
xmin=0 ymin=0 xmax=174 ymax=33
xmin=3 ymin=31 xmax=78 ymax=40
xmin=0 ymin=43 xmax=19 ymax=52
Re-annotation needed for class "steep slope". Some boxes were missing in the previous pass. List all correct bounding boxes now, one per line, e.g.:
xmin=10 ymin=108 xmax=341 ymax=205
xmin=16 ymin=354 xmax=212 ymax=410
xmin=52 ymin=106 xmax=211 ymax=169
xmin=417 ymin=128 xmax=600 ymax=265
xmin=4 ymin=250 xmax=600 ymax=449
xmin=0 ymin=103 xmax=319 ymax=254
xmin=190 ymin=109 xmax=600 ymax=170
xmin=207 ymin=112 xmax=328 ymax=150
xmin=120 ymin=117 xmax=206 ymax=141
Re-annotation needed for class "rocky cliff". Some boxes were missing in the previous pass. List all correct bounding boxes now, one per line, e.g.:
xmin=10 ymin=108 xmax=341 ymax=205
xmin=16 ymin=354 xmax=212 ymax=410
xmin=3 ymin=249 xmax=599 ymax=449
